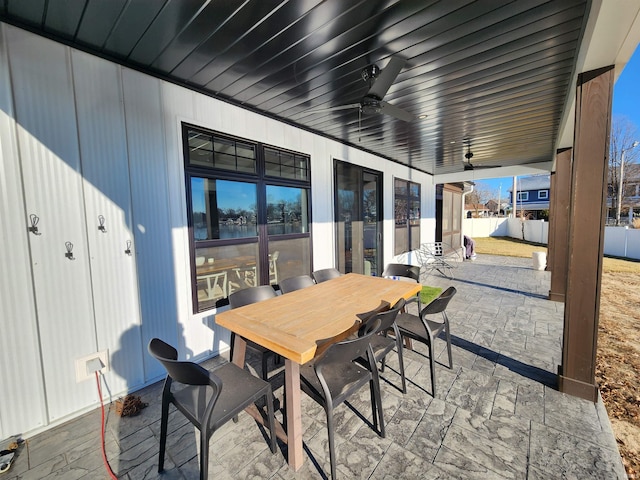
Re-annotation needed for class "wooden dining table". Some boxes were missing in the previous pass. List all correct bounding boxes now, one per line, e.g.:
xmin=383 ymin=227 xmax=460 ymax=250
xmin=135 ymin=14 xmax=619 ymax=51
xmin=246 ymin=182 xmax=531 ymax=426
xmin=215 ymin=273 xmax=422 ymax=471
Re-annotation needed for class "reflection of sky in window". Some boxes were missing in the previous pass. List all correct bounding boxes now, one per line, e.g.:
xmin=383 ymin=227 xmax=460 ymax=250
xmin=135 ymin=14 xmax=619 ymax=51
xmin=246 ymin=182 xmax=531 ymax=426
xmin=267 ymin=185 xmax=302 ymax=204
xmin=191 ymin=178 xmax=257 ymax=213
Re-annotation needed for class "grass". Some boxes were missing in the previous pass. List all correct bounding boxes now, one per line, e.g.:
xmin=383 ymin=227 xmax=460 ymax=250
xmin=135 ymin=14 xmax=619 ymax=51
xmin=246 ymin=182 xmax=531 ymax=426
xmin=420 ymin=285 xmax=442 ymax=304
xmin=473 ymin=236 xmax=640 ymax=274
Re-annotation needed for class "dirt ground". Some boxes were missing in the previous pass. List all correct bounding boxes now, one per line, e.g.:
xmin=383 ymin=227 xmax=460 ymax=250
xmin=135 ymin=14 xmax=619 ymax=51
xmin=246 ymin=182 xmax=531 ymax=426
xmin=598 ymin=271 xmax=640 ymax=478
xmin=473 ymin=237 xmax=640 ymax=478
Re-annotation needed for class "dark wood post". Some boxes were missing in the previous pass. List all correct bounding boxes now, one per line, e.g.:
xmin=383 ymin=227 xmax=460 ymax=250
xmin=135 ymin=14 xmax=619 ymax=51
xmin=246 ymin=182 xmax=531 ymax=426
xmin=559 ymin=66 xmax=614 ymax=402
xmin=548 ymin=148 xmax=572 ymax=302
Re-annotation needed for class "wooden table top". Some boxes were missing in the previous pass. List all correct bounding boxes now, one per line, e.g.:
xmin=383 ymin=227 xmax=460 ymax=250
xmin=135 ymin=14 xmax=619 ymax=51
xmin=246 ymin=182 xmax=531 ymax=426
xmin=216 ymin=273 xmax=421 ymax=364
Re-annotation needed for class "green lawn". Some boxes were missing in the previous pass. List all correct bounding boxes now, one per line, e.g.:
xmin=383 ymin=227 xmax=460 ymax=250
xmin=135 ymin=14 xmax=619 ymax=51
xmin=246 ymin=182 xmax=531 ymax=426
xmin=474 ymin=236 xmax=640 ymax=274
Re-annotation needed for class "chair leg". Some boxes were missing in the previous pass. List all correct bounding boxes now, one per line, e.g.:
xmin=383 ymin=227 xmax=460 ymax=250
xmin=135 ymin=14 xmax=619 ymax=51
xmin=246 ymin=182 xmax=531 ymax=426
xmin=396 ymin=342 xmax=407 ymax=394
xmin=199 ymin=430 xmax=209 ymax=480
xmin=370 ymin=367 xmax=385 ymax=438
xmin=444 ymin=314 xmax=453 ymax=369
xmin=428 ymin=340 xmax=436 ymax=396
xmin=261 ymin=354 xmax=269 ymax=381
xmin=325 ymin=407 xmax=337 ymax=480
xmin=265 ymin=389 xmax=277 ymax=453
xmin=158 ymin=397 xmax=170 ymax=472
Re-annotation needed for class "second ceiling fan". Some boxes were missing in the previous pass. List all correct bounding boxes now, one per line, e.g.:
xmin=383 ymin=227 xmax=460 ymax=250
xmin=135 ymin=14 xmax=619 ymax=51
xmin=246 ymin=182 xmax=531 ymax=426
xmin=463 ymin=141 xmax=500 ymax=171
xmin=310 ymin=56 xmax=415 ymax=122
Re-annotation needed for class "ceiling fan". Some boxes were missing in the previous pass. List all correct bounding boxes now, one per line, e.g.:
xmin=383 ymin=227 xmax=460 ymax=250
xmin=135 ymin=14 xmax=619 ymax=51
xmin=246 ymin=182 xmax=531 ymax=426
xmin=463 ymin=141 xmax=500 ymax=171
xmin=309 ymin=56 xmax=415 ymax=122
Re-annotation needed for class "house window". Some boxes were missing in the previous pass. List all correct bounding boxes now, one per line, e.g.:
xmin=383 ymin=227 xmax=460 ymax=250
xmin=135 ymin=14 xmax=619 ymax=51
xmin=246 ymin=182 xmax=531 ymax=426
xmin=184 ymin=124 xmax=312 ymax=312
xmin=517 ymin=191 xmax=529 ymax=201
xmin=394 ymin=178 xmax=421 ymax=255
xmin=539 ymin=190 xmax=549 ymax=200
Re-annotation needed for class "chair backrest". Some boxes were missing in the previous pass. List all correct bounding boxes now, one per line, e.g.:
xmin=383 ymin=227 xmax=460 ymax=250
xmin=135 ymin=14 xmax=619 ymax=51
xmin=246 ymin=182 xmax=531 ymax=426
xmin=279 ymin=274 xmax=315 ymax=294
xmin=360 ymin=298 xmax=405 ymax=334
xmin=311 ymin=267 xmax=342 ymax=283
xmin=421 ymin=286 xmax=456 ymax=315
xmin=148 ymin=338 xmax=217 ymax=387
xmin=316 ymin=318 xmax=381 ymax=370
xmin=229 ymin=285 xmax=277 ymax=308
xmin=382 ymin=263 xmax=420 ymax=282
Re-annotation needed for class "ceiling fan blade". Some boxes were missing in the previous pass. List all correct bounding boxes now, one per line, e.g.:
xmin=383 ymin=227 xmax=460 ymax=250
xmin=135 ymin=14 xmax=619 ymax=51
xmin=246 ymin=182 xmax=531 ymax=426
xmin=367 ymin=56 xmax=405 ymax=100
xmin=379 ymin=101 xmax=415 ymax=122
xmin=306 ymin=103 xmax=360 ymax=114
xmin=464 ymin=162 xmax=501 ymax=170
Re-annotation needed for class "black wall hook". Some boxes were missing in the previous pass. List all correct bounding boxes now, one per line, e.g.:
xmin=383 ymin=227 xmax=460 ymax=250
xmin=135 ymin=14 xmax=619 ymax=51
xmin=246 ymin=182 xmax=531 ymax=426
xmin=124 ymin=240 xmax=132 ymax=256
xmin=65 ymin=241 xmax=75 ymax=260
xmin=98 ymin=215 xmax=107 ymax=233
xmin=28 ymin=214 xmax=41 ymax=235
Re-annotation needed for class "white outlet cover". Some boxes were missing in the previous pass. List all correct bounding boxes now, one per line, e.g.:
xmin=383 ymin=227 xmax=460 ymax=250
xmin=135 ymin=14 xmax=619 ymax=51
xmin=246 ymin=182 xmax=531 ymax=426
xmin=75 ymin=350 xmax=110 ymax=383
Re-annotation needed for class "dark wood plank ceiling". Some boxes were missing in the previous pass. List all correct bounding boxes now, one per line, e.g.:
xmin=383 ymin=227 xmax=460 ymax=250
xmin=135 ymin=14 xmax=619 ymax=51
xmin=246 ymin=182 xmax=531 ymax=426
xmin=0 ymin=0 xmax=588 ymax=175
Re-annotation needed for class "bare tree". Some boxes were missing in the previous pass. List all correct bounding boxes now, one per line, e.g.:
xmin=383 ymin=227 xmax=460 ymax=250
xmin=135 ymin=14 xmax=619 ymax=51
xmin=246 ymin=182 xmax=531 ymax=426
xmin=467 ymin=181 xmax=498 ymax=217
xmin=609 ymin=116 xmax=640 ymax=224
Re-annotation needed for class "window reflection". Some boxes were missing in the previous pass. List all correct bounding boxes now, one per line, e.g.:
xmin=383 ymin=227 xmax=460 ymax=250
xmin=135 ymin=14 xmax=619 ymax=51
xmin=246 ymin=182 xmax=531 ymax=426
xmin=266 ymin=185 xmax=308 ymax=235
xmin=191 ymin=178 xmax=258 ymax=240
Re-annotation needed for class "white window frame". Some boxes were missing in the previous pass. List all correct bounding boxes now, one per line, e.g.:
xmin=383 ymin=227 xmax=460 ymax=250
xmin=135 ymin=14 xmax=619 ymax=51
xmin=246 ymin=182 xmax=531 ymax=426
xmin=517 ymin=191 xmax=529 ymax=201
xmin=538 ymin=190 xmax=549 ymax=200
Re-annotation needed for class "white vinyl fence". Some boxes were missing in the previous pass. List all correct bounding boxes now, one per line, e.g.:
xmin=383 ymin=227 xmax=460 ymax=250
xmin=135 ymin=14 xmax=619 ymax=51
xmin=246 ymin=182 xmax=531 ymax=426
xmin=463 ymin=218 xmax=640 ymax=260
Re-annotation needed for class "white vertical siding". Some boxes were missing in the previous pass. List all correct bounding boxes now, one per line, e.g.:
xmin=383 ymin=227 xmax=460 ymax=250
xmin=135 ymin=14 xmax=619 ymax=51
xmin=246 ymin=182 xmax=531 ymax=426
xmin=0 ymin=24 xmax=48 ymax=438
xmin=6 ymin=26 xmax=98 ymax=421
xmin=0 ymin=23 xmax=437 ymax=438
xmin=71 ymin=50 xmax=145 ymax=392
xmin=160 ymin=82 xmax=210 ymax=359
xmin=121 ymin=68 xmax=177 ymax=381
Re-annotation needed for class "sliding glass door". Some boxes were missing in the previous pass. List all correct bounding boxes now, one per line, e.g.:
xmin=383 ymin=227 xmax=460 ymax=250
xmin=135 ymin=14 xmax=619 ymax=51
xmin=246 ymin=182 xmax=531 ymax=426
xmin=334 ymin=160 xmax=382 ymax=275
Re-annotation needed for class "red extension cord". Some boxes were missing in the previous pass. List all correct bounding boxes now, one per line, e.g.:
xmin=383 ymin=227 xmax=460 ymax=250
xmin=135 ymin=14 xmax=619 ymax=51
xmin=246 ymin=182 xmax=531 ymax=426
xmin=95 ymin=371 xmax=118 ymax=480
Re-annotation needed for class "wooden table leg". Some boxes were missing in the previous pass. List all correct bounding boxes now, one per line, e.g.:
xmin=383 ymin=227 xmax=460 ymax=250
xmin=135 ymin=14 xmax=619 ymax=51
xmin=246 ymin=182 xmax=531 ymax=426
xmin=230 ymin=334 xmax=247 ymax=368
xmin=284 ymin=359 xmax=303 ymax=471
xmin=231 ymin=335 xmax=290 ymax=444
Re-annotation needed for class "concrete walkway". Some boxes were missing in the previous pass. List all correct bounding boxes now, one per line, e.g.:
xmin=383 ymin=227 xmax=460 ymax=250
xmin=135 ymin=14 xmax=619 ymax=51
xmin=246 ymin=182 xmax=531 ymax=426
xmin=5 ymin=255 xmax=626 ymax=479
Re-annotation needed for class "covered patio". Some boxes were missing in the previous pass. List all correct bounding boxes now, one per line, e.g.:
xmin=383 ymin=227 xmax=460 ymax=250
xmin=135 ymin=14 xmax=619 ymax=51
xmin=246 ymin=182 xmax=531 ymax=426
xmin=1 ymin=2 xmax=639 ymax=476
xmin=7 ymin=255 xmax=625 ymax=479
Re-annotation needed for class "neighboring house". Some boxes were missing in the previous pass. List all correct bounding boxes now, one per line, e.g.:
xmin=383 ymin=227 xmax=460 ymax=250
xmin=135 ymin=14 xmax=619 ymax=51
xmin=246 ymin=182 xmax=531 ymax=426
xmin=509 ymin=174 xmax=551 ymax=220
xmin=485 ymin=199 xmax=499 ymax=214
xmin=607 ymin=163 xmax=640 ymax=221
xmin=465 ymin=203 xmax=490 ymax=217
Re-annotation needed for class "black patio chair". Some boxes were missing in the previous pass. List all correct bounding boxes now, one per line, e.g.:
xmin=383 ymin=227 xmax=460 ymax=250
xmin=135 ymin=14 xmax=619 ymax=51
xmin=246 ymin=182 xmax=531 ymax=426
xmin=395 ymin=286 xmax=456 ymax=396
xmin=229 ymin=285 xmax=279 ymax=380
xmin=299 ymin=318 xmax=383 ymax=479
xmin=311 ymin=267 xmax=342 ymax=283
xmin=382 ymin=263 xmax=421 ymax=282
xmin=279 ymin=274 xmax=315 ymax=294
xmin=148 ymin=338 xmax=277 ymax=480
xmin=361 ymin=298 xmax=407 ymax=393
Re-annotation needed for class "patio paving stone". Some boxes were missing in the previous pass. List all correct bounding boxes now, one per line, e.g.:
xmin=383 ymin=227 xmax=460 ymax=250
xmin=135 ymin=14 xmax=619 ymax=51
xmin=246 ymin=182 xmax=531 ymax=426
xmin=5 ymin=254 xmax=627 ymax=479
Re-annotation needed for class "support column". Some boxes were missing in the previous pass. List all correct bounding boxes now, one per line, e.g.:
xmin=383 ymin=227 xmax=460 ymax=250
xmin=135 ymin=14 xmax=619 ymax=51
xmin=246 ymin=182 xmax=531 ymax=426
xmin=548 ymin=148 xmax=572 ymax=302
xmin=559 ymin=66 xmax=614 ymax=402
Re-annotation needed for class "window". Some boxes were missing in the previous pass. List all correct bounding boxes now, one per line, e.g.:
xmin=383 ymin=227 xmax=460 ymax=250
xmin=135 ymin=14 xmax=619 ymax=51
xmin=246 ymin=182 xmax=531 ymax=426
xmin=517 ymin=191 xmax=529 ymax=201
xmin=394 ymin=178 xmax=421 ymax=255
xmin=538 ymin=190 xmax=549 ymax=200
xmin=184 ymin=124 xmax=312 ymax=312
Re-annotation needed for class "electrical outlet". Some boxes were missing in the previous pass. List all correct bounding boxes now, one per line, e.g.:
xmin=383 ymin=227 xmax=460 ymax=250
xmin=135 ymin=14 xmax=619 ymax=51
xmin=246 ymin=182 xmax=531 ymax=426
xmin=75 ymin=350 xmax=109 ymax=383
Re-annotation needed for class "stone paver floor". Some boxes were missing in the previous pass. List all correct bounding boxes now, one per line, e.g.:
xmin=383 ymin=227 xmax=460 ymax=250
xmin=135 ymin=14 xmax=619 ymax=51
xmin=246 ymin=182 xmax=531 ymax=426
xmin=5 ymin=255 xmax=626 ymax=479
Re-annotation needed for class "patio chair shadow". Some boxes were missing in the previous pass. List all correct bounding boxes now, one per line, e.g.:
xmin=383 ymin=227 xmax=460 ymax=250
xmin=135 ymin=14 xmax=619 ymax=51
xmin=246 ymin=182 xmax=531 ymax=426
xmin=450 ymin=335 xmax=558 ymax=388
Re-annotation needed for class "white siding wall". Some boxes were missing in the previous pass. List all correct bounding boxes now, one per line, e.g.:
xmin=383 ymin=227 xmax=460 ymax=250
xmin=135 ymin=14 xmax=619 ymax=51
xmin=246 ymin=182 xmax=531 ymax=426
xmin=7 ymin=27 xmax=98 ymax=423
xmin=0 ymin=25 xmax=48 ymax=436
xmin=71 ymin=50 xmax=145 ymax=393
xmin=0 ymin=23 xmax=435 ymax=438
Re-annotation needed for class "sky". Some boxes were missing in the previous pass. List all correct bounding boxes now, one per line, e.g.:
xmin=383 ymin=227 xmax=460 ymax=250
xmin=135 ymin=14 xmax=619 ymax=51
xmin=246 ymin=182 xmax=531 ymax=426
xmin=477 ymin=45 xmax=640 ymax=195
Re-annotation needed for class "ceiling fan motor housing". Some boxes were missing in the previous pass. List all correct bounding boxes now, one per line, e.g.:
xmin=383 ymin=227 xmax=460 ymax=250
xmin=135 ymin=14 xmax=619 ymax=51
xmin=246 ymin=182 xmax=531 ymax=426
xmin=361 ymin=64 xmax=381 ymax=82
xmin=361 ymin=96 xmax=382 ymax=114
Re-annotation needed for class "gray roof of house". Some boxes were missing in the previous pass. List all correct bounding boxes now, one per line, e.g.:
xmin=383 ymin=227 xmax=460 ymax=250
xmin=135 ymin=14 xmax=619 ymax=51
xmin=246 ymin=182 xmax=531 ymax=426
xmin=507 ymin=174 xmax=550 ymax=192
